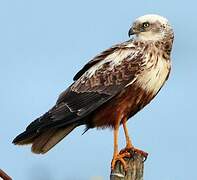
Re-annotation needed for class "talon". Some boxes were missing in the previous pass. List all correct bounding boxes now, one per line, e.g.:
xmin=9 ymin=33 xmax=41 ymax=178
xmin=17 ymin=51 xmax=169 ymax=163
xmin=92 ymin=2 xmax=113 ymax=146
xmin=111 ymin=152 xmax=130 ymax=171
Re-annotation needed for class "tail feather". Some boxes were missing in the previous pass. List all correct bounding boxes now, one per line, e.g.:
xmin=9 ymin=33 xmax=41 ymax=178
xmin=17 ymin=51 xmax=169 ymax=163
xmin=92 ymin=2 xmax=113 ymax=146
xmin=13 ymin=124 xmax=77 ymax=154
xmin=13 ymin=104 xmax=82 ymax=153
xmin=32 ymin=124 xmax=76 ymax=154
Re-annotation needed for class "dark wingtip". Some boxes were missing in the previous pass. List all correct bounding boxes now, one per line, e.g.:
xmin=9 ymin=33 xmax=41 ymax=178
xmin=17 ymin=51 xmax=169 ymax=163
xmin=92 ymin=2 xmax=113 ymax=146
xmin=12 ymin=131 xmax=36 ymax=145
xmin=12 ymin=134 xmax=22 ymax=144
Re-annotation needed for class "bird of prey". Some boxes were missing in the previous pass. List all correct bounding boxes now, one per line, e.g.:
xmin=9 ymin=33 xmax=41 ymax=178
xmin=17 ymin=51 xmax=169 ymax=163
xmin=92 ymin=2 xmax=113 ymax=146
xmin=13 ymin=14 xmax=174 ymax=170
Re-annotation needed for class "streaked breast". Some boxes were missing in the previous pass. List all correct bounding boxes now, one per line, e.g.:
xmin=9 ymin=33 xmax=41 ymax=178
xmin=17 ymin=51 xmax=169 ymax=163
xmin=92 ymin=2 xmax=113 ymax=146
xmin=136 ymin=54 xmax=170 ymax=95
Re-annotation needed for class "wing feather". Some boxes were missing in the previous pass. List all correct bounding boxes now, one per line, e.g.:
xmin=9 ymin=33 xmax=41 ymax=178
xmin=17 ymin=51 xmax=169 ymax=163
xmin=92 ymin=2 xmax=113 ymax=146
xmin=73 ymin=44 xmax=120 ymax=81
xmin=51 ymin=40 xmax=146 ymax=122
xmin=26 ymin=40 xmax=146 ymax=131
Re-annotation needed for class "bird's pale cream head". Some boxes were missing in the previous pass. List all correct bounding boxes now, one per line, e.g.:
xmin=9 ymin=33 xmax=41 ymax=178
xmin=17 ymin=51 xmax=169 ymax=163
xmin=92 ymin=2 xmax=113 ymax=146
xmin=129 ymin=14 xmax=173 ymax=41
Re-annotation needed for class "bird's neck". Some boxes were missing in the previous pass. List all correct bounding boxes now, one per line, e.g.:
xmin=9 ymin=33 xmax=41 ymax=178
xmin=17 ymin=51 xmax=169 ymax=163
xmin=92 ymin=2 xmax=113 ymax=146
xmin=133 ymin=34 xmax=174 ymax=56
xmin=160 ymin=29 xmax=174 ymax=55
xmin=134 ymin=28 xmax=174 ymax=54
xmin=160 ymin=34 xmax=174 ymax=55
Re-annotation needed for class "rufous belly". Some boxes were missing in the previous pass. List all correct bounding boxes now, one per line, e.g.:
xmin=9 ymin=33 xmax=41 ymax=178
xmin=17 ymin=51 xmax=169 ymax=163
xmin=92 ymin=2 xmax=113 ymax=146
xmin=90 ymin=84 xmax=154 ymax=129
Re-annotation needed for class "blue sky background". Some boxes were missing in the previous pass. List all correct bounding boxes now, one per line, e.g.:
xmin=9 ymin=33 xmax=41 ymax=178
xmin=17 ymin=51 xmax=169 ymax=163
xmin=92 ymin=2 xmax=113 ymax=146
xmin=0 ymin=0 xmax=197 ymax=179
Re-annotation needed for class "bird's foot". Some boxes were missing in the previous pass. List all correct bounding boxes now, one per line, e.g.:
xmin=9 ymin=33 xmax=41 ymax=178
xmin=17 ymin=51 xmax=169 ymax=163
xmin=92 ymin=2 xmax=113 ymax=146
xmin=111 ymin=151 xmax=131 ymax=171
xmin=120 ymin=146 xmax=148 ymax=161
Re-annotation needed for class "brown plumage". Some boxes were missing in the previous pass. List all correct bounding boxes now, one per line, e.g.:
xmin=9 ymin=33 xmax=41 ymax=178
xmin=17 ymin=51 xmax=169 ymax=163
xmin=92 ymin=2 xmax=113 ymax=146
xmin=13 ymin=14 xmax=174 ymax=170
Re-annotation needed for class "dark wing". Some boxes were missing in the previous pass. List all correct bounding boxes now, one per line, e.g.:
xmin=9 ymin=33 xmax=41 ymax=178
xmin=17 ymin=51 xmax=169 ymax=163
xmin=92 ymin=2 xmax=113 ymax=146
xmin=20 ymin=40 xmax=145 ymax=134
xmin=52 ymin=40 xmax=145 ymax=123
xmin=13 ymin=40 xmax=147 ymax=153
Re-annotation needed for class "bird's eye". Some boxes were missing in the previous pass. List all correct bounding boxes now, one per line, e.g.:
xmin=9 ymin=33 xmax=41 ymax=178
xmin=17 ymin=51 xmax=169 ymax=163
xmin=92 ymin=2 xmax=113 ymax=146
xmin=142 ymin=22 xmax=150 ymax=28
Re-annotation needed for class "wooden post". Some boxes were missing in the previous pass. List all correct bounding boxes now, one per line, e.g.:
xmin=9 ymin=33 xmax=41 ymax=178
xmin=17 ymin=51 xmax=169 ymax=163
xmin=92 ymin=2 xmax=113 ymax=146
xmin=0 ymin=169 xmax=12 ymax=180
xmin=110 ymin=150 xmax=147 ymax=180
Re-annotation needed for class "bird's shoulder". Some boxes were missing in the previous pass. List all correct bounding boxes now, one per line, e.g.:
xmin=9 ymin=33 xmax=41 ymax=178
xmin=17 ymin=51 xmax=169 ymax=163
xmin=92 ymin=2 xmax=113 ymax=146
xmin=73 ymin=39 xmax=147 ymax=81
xmin=70 ymin=39 xmax=148 ymax=94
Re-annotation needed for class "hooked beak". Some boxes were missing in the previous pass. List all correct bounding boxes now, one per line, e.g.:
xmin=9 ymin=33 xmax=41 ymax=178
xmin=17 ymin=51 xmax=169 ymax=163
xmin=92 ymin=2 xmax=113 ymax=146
xmin=128 ymin=28 xmax=135 ymax=37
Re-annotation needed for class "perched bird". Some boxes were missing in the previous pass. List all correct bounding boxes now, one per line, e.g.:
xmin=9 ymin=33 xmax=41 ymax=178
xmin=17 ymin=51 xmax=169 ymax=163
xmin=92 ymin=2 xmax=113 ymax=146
xmin=13 ymin=14 xmax=174 ymax=170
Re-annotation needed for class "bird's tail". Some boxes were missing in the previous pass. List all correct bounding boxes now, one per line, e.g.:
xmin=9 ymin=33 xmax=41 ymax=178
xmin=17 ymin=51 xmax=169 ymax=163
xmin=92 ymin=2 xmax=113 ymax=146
xmin=12 ymin=121 xmax=77 ymax=154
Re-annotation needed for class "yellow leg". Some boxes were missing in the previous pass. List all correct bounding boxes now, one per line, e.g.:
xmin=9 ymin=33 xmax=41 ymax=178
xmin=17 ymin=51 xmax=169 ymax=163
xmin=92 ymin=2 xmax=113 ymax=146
xmin=113 ymin=124 xmax=119 ymax=156
xmin=120 ymin=117 xmax=148 ymax=158
xmin=111 ymin=113 xmax=130 ymax=170
xmin=122 ymin=117 xmax=133 ymax=148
